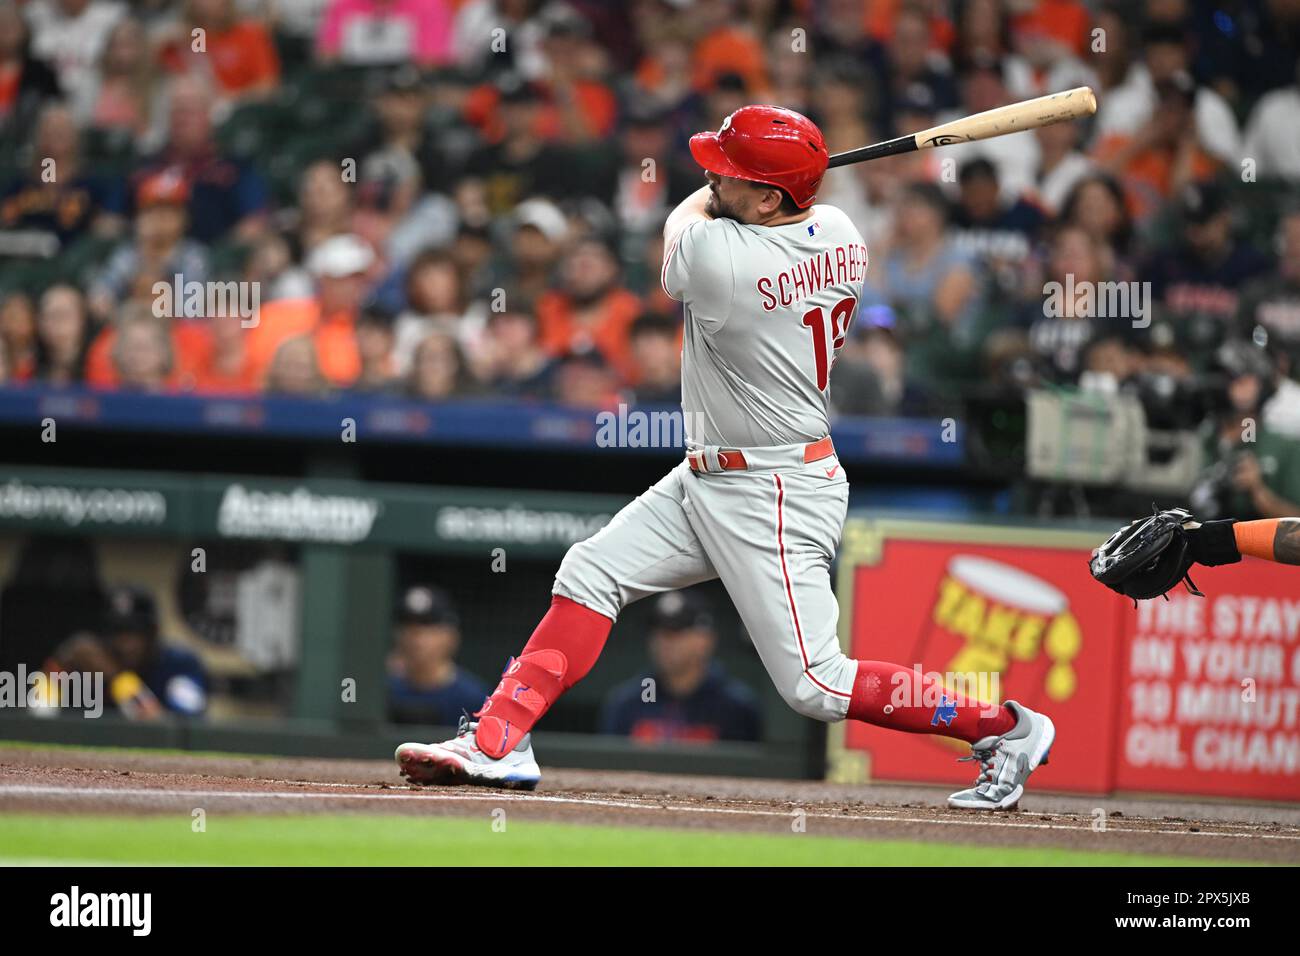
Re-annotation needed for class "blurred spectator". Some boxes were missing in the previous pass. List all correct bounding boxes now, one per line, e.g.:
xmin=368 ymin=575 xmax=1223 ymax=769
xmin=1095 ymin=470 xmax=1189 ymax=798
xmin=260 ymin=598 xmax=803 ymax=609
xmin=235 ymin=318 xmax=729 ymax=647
xmin=550 ymin=346 xmax=619 ymax=408
xmin=690 ymin=0 xmax=768 ymax=95
xmin=1194 ymin=341 xmax=1300 ymax=520
xmin=248 ymin=232 xmax=376 ymax=386
xmin=350 ymin=67 xmax=459 ymax=265
xmin=609 ymin=101 xmax=696 ymax=237
xmin=627 ymin=312 xmax=681 ymax=405
xmin=51 ymin=584 xmax=208 ymax=719
xmin=598 ymin=591 xmax=761 ymax=744
xmin=88 ymin=167 xmax=209 ymax=322
xmin=392 ymin=247 xmax=486 ymax=375
xmin=353 ymin=306 xmax=396 ymax=391
xmin=879 ymin=4 xmax=958 ymax=132
xmin=1005 ymin=0 xmax=1097 ymax=98
xmin=951 ymin=157 xmax=1045 ymax=291
xmin=407 ymin=328 xmax=474 ymax=400
xmin=1058 ymin=171 xmax=1135 ymax=272
xmin=34 ymin=283 xmax=89 ymax=385
xmin=874 ymin=183 xmax=979 ymax=343
xmin=243 ymin=230 xmax=313 ymax=303
xmin=1241 ymin=62 xmax=1300 ymax=181
xmin=110 ymin=307 xmax=173 ymax=391
xmin=72 ymin=16 xmax=164 ymax=144
xmin=451 ymin=0 xmax=544 ymax=77
xmin=24 ymin=0 xmax=124 ymax=107
xmin=295 ymin=158 xmax=356 ymax=254
xmin=0 ymin=290 xmax=37 ymax=381
xmin=536 ymin=236 xmax=641 ymax=382
xmin=316 ymin=0 xmax=454 ymax=68
xmin=463 ymin=75 xmax=581 ymax=216
xmin=0 ymin=103 xmax=125 ymax=258
xmin=1013 ymin=224 xmax=1119 ymax=382
xmin=526 ymin=2 xmax=617 ymax=141
xmin=0 ymin=0 xmax=61 ymax=140
xmin=157 ymin=0 xmax=281 ymax=105
xmin=1239 ymin=208 xmax=1300 ymax=380
xmin=1144 ymin=181 xmax=1272 ymax=359
xmin=386 ymin=584 xmax=488 ymax=726
xmin=191 ymin=310 xmax=258 ymax=394
xmin=134 ymin=75 xmax=269 ymax=242
xmin=953 ymin=57 xmax=1038 ymax=200
xmin=496 ymin=197 xmax=566 ymax=309
xmin=1094 ymin=20 xmax=1241 ymax=167
xmin=476 ymin=304 xmax=555 ymax=398
xmin=265 ymin=333 xmax=330 ymax=396
xmin=1095 ymin=70 xmax=1221 ymax=222
xmin=832 ymin=307 xmax=929 ymax=416
xmin=1031 ymin=117 xmax=1092 ymax=217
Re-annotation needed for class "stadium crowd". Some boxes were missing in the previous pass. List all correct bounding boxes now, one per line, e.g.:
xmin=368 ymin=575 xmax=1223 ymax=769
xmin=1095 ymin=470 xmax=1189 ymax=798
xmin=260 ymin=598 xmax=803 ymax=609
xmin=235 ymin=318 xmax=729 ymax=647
xmin=0 ymin=0 xmax=1296 ymax=434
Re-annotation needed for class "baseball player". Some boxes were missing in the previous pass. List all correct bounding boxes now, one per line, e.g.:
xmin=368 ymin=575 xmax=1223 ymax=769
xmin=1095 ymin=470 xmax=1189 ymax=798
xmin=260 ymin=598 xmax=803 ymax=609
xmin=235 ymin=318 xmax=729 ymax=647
xmin=397 ymin=106 xmax=1056 ymax=811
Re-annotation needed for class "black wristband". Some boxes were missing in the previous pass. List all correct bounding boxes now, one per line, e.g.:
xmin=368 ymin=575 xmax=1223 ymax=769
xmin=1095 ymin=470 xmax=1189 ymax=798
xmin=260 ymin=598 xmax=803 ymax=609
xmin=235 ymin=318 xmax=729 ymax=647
xmin=1187 ymin=519 xmax=1241 ymax=566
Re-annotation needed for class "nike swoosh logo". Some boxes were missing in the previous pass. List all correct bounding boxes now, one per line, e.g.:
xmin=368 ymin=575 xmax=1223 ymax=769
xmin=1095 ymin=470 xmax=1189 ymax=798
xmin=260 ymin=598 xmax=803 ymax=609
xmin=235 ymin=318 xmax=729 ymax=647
xmin=825 ymin=466 xmax=839 ymax=478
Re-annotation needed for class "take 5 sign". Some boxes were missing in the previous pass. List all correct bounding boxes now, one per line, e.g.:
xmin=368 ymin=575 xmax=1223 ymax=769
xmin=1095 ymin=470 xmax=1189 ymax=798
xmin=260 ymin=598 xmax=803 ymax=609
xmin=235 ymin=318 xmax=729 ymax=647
xmin=828 ymin=518 xmax=1300 ymax=802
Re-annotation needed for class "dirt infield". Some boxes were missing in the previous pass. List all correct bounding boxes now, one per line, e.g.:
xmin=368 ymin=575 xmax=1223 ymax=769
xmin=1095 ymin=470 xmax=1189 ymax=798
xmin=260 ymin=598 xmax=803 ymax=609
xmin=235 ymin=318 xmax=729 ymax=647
xmin=1 ymin=746 xmax=1297 ymax=863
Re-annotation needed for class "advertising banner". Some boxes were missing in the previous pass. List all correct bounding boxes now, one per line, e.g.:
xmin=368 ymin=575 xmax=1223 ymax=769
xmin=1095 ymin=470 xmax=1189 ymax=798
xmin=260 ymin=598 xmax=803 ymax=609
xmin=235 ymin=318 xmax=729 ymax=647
xmin=830 ymin=517 xmax=1300 ymax=802
xmin=830 ymin=519 xmax=1124 ymax=794
xmin=1115 ymin=563 xmax=1300 ymax=800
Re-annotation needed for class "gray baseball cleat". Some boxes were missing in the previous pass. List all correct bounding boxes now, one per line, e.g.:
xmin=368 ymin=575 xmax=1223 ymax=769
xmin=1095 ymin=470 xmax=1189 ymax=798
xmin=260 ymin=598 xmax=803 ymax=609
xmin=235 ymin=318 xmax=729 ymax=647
xmin=396 ymin=715 xmax=542 ymax=791
xmin=947 ymin=700 xmax=1055 ymax=811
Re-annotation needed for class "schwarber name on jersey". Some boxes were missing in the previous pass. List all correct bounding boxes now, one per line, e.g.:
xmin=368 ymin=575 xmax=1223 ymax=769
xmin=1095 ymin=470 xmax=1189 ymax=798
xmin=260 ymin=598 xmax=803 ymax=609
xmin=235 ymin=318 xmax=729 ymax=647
xmin=662 ymin=203 xmax=868 ymax=448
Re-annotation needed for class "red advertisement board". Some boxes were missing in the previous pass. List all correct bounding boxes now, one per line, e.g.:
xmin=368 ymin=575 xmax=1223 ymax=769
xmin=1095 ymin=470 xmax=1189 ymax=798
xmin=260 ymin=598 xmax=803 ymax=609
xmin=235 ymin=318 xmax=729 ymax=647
xmin=831 ymin=519 xmax=1300 ymax=802
xmin=1114 ymin=562 xmax=1300 ymax=800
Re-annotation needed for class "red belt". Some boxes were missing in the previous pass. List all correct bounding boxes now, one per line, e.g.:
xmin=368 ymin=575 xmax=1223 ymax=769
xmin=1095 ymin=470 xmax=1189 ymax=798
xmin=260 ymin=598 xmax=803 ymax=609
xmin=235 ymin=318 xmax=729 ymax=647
xmin=687 ymin=436 xmax=835 ymax=472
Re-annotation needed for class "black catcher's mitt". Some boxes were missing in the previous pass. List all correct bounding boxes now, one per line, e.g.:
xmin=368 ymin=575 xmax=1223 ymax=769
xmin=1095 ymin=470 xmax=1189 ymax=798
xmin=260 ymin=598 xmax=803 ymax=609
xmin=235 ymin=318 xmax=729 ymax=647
xmin=1089 ymin=508 xmax=1242 ymax=603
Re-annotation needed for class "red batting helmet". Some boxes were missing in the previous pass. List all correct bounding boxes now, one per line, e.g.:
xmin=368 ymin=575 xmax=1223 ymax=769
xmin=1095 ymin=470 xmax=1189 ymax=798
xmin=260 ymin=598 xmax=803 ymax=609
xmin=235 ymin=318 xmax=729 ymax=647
xmin=689 ymin=105 xmax=829 ymax=209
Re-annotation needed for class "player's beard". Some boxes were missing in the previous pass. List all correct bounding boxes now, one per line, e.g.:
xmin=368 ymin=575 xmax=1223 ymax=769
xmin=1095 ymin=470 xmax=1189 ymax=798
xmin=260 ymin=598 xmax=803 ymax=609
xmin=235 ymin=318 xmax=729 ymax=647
xmin=705 ymin=188 xmax=743 ymax=222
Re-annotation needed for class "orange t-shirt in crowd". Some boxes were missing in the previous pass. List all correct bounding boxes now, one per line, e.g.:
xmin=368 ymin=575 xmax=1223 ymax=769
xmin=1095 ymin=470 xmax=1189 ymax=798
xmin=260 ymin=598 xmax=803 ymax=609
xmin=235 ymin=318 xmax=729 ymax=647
xmin=245 ymin=297 xmax=361 ymax=387
xmin=84 ymin=320 xmax=212 ymax=391
xmin=160 ymin=20 xmax=280 ymax=96
xmin=463 ymin=79 xmax=617 ymax=143
xmin=692 ymin=26 xmax=768 ymax=93
xmin=1010 ymin=0 xmax=1091 ymax=58
xmin=536 ymin=288 xmax=644 ymax=384
xmin=1092 ymin=133 xmax=1220 ymax=221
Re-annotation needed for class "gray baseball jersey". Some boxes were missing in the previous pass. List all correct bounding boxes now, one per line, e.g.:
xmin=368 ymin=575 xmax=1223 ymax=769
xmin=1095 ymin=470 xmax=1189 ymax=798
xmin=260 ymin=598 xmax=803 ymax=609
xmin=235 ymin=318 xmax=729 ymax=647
xmin=662 ymin=203 xmax=869 ymax=447
xmin=553 ymin=203 xmax=866 ymax=723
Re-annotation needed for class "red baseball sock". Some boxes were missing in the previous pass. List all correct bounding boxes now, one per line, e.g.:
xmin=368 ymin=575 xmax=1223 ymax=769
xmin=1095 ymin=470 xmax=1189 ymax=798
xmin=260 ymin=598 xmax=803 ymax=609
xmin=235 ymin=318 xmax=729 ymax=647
xmin=475 ymin=595 xmax=613 ymax=758
xmin=846 ymin=660 xmax=1016 ymax=744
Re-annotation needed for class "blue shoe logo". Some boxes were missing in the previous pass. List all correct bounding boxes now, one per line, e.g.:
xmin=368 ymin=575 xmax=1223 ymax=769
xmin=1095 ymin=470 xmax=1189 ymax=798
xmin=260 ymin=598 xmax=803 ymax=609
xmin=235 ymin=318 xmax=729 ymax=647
xmin=931 ymin=694 xmax=958 ymax=727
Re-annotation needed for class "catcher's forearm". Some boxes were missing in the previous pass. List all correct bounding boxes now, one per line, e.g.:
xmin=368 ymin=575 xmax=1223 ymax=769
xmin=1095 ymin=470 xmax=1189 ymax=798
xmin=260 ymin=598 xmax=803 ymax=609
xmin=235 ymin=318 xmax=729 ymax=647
xmin=1234 ymin=518 xmax=1300 ymax=565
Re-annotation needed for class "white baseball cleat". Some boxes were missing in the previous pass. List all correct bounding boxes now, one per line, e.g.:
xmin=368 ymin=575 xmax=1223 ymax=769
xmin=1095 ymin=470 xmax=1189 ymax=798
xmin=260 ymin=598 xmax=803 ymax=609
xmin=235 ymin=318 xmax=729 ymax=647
xmin=395 ymin=715 xmax=542 ymax=791
xmin=946 ymin=700 xmax=1055 ymax=811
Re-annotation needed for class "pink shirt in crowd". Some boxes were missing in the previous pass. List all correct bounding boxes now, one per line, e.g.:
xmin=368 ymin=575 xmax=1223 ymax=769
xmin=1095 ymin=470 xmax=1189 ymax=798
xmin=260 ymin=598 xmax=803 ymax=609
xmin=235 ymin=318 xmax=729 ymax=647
xmin=316 ymin=0 xmax=454 ymax=67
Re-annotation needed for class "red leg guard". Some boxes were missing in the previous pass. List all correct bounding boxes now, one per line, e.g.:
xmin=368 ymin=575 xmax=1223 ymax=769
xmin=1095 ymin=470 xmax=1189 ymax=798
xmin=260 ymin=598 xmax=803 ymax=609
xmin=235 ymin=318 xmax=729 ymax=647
xmin=846 ymin=660 xmax=1015 ymax=744
xmin=475 ymin=595 xmax=613 ymax=758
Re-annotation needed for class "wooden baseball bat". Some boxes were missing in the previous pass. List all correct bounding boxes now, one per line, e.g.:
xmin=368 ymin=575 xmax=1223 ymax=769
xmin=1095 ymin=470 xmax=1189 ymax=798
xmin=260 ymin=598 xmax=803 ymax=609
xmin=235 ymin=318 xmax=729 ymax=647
xmin=827 ymin=86 xmax=1097 ymax=168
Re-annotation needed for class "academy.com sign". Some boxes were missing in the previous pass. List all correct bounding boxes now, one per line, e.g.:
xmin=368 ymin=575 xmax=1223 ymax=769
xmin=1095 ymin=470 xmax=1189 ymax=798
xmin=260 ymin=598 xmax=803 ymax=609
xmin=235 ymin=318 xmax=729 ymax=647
xmin=0 ymin=478 xmax=167 ymax=528
xmin=217 ymin=484 xmax=381 ymax=543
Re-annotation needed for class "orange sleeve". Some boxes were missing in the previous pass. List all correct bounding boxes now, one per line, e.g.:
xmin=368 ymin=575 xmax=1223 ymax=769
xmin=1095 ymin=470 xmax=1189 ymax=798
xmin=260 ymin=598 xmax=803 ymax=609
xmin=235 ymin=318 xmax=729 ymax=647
xmin=1234 ymin=519 xmax=1281 ymax=562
